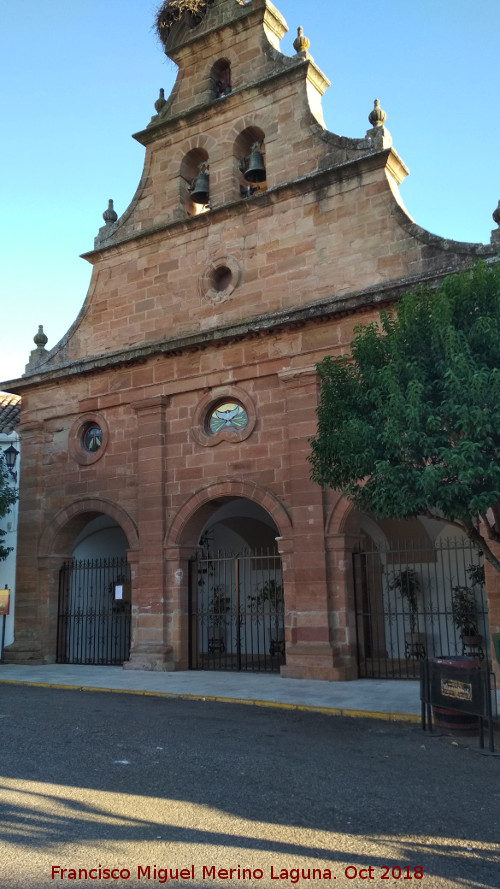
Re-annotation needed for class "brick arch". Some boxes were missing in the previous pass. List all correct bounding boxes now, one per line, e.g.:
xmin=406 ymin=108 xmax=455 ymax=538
xmin=326 ymin=494 xmax=437 ymax=549
xmin=325 ymin=493 xmax=358 ymax=537
xmin=39 ymin=498 xmax=139 ymax=558
xmin=165 ymin=480 xmax=293 ymax=549
xmin=227 ymin=115 xmax=278 ymax=143
xmin=175 ymin=133 xmax=219 ymax=168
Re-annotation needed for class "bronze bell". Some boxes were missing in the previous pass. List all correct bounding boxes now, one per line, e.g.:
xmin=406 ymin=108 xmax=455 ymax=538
xmin=244 ymin=149 xmax=266 ymax=183
xmin=190 ymin=169 xmax=210 ymax=205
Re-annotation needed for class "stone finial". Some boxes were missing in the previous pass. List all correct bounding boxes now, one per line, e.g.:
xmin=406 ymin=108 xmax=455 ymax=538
xmin=491 ymin=200 xmax=500 ymax=247
xmin=293 ymin=26 xmax=310 ymax=54
xmin=154 ymin=88 xmax=167 ymax=114
xmin=102 ymin=199 xmax=118 ymax=226
xmin=368 ymin=99 xmax=387 ymax=128
xmin=33 ymin=325 xmax=48 ymax=349
xmin=25 ymin=325 xmax=49 ymax=374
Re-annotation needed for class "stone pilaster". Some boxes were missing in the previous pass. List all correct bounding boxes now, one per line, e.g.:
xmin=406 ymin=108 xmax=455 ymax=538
xmin=483 ymin=548 xmax=500 ymax=681
xmin=278 ymin=367 xmax=349 ymax=680
xmin=164 ymin=545 xmax=199 ymax=670
xmin=124 ymin=396 xmax=173 ymax=671
xmin=3 ymin=421 xmax=49 ymax=663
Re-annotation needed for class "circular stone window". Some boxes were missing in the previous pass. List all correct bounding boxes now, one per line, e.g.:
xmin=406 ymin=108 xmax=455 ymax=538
xmin=69 ymin=413 xmax=109 ymax=466
xmin=200 ymin=256 xmax=242 ymax=303
xmin=212 ymin=266 xmax=232 ymax=293
xmin=208 ymin=401 xmax=248 ymax=435
xmin=82 ymin=424 xmax=103 ymax=453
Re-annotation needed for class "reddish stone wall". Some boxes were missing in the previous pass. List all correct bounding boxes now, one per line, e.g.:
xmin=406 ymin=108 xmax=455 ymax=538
xmin=5 ymin=0 xmax=497 ymax=678
xmin=11 ymin=304 xmax=388 ymax=675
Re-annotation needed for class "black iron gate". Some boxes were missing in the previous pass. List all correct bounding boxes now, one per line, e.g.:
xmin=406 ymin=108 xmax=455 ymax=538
xmin=57 ymin=557 xmax=131 ymax=665
xmin=189 ymin=550 xmax=284 ymax=672
xmin=353 ymin=538 xmax=490 ymax=679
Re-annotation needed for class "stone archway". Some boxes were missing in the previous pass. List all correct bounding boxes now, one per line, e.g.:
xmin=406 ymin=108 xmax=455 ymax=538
xmin=166 ymin=479 xmax=293 ymax=550
xmin=39 ymin=497 xmax=139 ymax=558
xmin=163 ymin=480 xmax=293 ymax=671
xmin=4 ymin=499 xmax=139 ymax=665
xmin=53 ymin=509 xmax=136 ymax=666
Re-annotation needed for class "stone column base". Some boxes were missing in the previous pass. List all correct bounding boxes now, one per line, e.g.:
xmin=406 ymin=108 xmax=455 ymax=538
xmin=123 ymin=642 xmax=175 ymax=672
xmin=1 ymin=638 xmax=45 ymax=665
xmin=280 ymin=642 xmax=358 ymax=681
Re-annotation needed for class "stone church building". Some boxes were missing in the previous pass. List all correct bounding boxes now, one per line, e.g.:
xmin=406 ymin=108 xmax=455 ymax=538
xmin=3 ymin=0 xmax=499 ymax=681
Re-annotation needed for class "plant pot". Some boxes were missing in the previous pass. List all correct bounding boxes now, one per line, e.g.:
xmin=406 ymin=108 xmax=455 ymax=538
xmin=269 ymin=630 xmax=285 ymax=658
xmin=405 ymin=631 xmax=426 ymax=660
xmin=461 ymin=634 xmax=484 ymax=660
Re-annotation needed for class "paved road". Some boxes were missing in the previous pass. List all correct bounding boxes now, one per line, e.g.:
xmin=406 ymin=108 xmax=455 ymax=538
xmin=0 ymin=685 xmax=498 ymax=889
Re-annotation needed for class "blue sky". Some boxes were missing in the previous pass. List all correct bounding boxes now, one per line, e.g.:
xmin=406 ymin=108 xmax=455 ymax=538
xmin=1 ymin=0 xmax=499 ymax=383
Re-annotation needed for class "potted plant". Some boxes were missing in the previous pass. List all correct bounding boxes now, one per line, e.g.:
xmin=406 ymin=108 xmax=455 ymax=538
xmin=389 ymin=568 xmax=426 ymax=658
xmin=249 ymin=579 xmax=284 ymax=657
xmin=208 ymin=587 xmax=230 ymax=653
xmin=451 ymin=584 xmax=483 ymax=656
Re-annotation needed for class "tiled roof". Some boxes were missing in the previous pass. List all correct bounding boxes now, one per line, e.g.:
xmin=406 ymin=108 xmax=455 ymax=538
xmin=0 ymin=392 xmax=21 ymax=433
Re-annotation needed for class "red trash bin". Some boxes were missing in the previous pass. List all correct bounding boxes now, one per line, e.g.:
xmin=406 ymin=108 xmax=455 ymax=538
xmin=431 ymin=656 xmax=480 ymax=736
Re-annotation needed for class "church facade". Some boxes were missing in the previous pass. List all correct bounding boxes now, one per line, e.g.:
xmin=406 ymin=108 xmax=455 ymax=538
xmin=3 ymin=0 xmax=499 ymax=680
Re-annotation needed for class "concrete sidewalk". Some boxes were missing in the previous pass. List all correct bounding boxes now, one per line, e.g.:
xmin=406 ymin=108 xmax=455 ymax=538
xmin=0 ymin=663 xmax=422 ymax=721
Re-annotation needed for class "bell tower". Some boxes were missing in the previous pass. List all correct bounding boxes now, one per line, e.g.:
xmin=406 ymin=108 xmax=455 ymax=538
xmin=92 ymin=0 xmax=332 ymax=253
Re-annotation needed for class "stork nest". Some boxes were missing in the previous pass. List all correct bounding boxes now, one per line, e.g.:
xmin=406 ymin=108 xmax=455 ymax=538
xmin=155 ymin=0 xmax=212 ymax=43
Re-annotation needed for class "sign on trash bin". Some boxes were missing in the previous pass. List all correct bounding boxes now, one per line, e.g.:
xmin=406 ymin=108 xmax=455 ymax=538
xmin=420 ymin=658 xmax=495 ymax=753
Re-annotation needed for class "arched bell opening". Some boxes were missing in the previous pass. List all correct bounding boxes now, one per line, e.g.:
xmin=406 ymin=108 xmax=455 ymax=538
xmin=211 ymin=58 xmax=232 ymax=99
xmin=234 ymin=126 xmax=267 ymax=199
xmin=180 ymin=147 xmax=210 ymax=216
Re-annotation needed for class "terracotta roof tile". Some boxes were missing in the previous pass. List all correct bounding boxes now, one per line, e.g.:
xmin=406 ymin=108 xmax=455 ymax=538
xmin=0 ymin=392 xmax=21 ymax=434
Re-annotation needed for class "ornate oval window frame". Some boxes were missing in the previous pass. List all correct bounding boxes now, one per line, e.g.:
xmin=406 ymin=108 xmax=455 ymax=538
xmin=191 ymin=386 xmax=256 ymax=447
xmin=69 ymin=413 xmax=109 ymax=466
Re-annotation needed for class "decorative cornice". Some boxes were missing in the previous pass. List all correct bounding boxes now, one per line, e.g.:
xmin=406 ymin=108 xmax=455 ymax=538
xmin=278 ymin=365 xmax=317 ymax=382
xmin=82 ymin=149 xmax=407 ymax=263
xmin=134 ymin=58 xmax=327 ymax=146
xmin=5 ymin=260 xmax=496 ymax=394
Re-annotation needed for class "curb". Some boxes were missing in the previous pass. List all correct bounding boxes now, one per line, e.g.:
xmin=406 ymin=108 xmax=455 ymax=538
xmin=0 ymin=677 xmax=420 ymax=723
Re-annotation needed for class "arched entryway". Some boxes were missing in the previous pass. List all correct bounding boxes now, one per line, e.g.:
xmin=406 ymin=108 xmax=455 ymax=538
xmin=164 ymin=482 xmax=293 ymax=673
xmin=339 ymin=510 xmax=490 ymax=679
xmin=39 ymin=500 xmax=138 ymax=665
xmin=190 ymin=498 xmax=284 ymax=672
xmin=57 ymin=516 xmax=131 ymax=665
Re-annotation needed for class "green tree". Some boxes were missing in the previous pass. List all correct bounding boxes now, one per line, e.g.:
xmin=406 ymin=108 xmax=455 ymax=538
xmin=309 ymin=261 xmax=500 ymax=571
xmin=0 ymin=453 xmax=17 ymax=561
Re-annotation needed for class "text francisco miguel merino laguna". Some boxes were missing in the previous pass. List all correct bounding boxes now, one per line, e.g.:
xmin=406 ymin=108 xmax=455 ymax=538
xmin=51 ymin=865 xmax=339 ymax=883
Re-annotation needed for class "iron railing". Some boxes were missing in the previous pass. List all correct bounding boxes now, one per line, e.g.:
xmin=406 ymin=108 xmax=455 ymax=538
xmin=353 ymin=538 xmax=490 ymax=679
xmin=57 ymin=557 xmax=131 ymax=665
xmin=189 ymin=549 xmax=284 ymax=673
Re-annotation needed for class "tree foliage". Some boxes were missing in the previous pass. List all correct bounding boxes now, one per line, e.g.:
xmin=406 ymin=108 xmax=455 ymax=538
xmin=309 ymin=261 xmax=500 ymax=570
xmin=0 ymin=453 xmax=17 ymax=562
